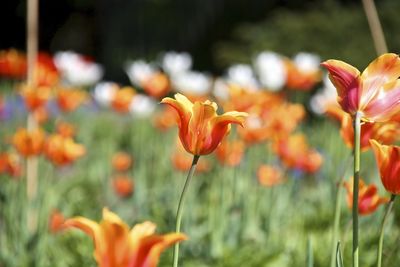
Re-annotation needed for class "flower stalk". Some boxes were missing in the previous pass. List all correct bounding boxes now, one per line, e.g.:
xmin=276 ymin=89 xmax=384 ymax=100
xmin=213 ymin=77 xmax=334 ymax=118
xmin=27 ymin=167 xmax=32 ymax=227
xmin=173 ymin=155 xmax=200 ymax=267
xmin=377 ymin=194 xmax=396 ymax=267
xmin=26 ymin=0 xmax=39 ymax=235
xmin=352 ymin=111 xmax=361 ymax=267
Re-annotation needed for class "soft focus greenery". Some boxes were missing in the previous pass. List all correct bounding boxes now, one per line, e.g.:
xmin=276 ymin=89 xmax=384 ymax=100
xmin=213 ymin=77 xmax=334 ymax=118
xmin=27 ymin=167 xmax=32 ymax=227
xmin=214 ymin=1 xmax=400 ymax=69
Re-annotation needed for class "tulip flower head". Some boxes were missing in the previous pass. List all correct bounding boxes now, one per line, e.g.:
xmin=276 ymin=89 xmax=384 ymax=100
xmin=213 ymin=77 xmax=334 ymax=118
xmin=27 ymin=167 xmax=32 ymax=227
xmin=112 ymin=175 xmax=134 ymax=198
xmin=343 ymin=177 xmax=389 ymax=215
xmin=12 ymin=128 xmax=45 ymax=157
xmin=161 ymin=93 xmax=247 ymax=155
xmin=64 ymin=208 xmax=186 ymax=267
xmin=44 ymin=134 xmax=85 ymax=166
xmin=322 ymin=53 xmax=400 ymax=122
xmin=257 ymin=164 xmax=285 ymax=187
xmin=370 ymin=140 xmax=400 ymax=195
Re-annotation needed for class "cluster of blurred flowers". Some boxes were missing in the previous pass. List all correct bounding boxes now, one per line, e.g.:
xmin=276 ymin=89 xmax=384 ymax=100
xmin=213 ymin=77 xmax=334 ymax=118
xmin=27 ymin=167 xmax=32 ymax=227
xmin=0 ymin=48 xmax=330 ymax=183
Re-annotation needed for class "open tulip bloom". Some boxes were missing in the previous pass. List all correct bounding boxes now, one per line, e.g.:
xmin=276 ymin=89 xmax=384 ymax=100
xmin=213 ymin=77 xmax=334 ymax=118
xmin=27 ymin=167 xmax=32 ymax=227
xmin=64 ymin=208 xmax=186 ymax=267
xmin=321 ymin=53 xmax=400 ymax=122
xmin=161 ymin=93 xmax=247 ymax=156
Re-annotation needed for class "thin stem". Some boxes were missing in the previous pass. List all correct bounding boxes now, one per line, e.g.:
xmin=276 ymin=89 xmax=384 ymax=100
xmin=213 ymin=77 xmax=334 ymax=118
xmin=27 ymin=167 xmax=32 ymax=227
xmin=172 ymin=155 xmax=199 ymax=267
xmin=330 ymin=153 xmax=353 ymax=267
xmin=361 ymin=0 xmax=388 ymax=55
xmin=352 ymin=111 xmax=361 ymax=267
xmin=26 ymin=0 xmax=39 ymax=235
xmin=377 ymin=194 xmax=396 ymax=267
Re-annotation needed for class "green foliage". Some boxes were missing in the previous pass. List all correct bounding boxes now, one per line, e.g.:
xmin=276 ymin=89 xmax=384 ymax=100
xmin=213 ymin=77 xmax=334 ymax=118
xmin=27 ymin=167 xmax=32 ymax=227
xmin=214 ymin=1 xmax=400 ymax=69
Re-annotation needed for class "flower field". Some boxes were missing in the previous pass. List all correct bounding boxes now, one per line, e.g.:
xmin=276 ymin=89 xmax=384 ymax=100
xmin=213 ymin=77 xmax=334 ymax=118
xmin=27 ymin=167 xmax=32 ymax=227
xmin=2 ymin=1 xmax=400 ymax=266
xmin=1 ymin=48 xmax=400 ymax=267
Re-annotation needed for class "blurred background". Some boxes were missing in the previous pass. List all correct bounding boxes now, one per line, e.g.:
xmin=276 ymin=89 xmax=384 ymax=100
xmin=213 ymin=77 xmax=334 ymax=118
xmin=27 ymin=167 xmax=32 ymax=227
xmin=2 ymin=0 xmax=400 ymax=82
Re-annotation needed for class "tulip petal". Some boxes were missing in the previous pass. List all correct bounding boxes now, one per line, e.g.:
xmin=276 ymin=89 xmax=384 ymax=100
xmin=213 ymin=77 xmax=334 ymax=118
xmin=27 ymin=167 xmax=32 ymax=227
xmin=188 ymin=101 xmax=218 ymax=155
xmin=364 ymin=80 xmax=400 ymax=121
xmin=321 ymin=60 xmax=361 ymax=113
xmin=139 ymin=233 xmax=187 ymax=267
xmin=360 ymin=53 xmax=400 ymax=109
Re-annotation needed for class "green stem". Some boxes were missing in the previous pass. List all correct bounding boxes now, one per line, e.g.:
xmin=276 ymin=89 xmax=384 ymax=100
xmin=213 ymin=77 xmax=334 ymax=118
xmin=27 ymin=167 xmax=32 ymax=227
xmin=353 ymin=111 xmax=361 ymax=267
xmin=172 ymin=155 xmax=200 ymax=267
xmin=377 ymin=194 xmax=396 ymax=267
xmin=330 ymin=153 xmax=353 ymax=267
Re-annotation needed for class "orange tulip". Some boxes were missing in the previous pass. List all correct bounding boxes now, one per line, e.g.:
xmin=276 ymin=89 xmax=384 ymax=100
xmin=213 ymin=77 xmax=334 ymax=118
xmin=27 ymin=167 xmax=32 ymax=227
xmin=343 ymin=177 xmax=389 ymax=215
xmin=257 ymin=164 xmax=285 ymax=187
xmin=111 ymin=87 xmax=136 ymax=113
xmin=44 ymin=134 xmax=85 ymax=166
xmin=111 ymin=152 xmax=133 ymax=172
xmin=56 ymin=88 xmax=87 ymax=112
xmin=142 ymin=72 xmax=170 ymax=98
xmin=20 ymin=84 xmax=52 ymax=112
xmin=274 ymin=133 xmax=323 ymax=174
xmin=215 ymin=139 xmax=245 ymax=167
xmin=285 ymin=59 xmax=321 ymax=91
xmin=266 ymin=102 xmax=305 ymax=139
xmin=322 ymin=53 xmax=400 ymax=122
xmin=49 ymin=209 xmax=66 ymax=233
xmin=340 ymin=114 xmax=400 ymax=151
xmin=0 ymin=152 xmax=22 ymax=177
xmin=12 ymin=128 xmax=45 ymax=157
xmin=33 ymin=106 xmax=50 ymax=124
xmin=64 ymin=208 xmax=187 ymax=267
xmin=0 ymin=49 xmax=27 ymax=79
xmin=370 ymin=140 xmax=400 ymax=195
xmin=237 ymin=113 xmax=271 ymax=144
xmin=112 ymin=175 xmax=134 ymax=198
xmin=161 ymin=93 xmax=247 ymax=155
xmin=35 ymin=52 xmax=59 ymax=87
xmin=153 ymin=106 xmax=178 ymax=131
xmin=56 ymin=121 xmax=76 ymax=138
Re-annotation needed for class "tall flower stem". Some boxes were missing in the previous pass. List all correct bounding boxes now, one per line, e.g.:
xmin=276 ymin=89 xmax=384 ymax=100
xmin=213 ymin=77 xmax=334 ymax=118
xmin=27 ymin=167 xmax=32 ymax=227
xmin=361 ymin=0 xmax=388 ymax=55
xmin=377 ymin=194 xmax=396 ymax=267
xmin=330 ymin=153 xmax=352 ymax=267
xmin=26 ymin=0 xmax=39 ymax=235
xmin=173 ymin=155 xmax=200 ymax=267
xmin=352 ymin=111 xmax=362 ymax=267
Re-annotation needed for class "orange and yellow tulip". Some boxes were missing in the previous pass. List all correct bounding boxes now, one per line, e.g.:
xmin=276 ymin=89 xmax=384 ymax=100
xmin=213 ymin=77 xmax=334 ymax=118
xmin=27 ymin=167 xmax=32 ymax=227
xmin=322 ymin=53 xmax=400 ymax=122
xmin=44 ymin=134 xmax=85 ymax=166
xmin=64 ymin=208 xmax=186 ymax=267
xmin=0 ymin=152 xmax=22 ymax=177
xmin=215 ymin=139 xmax=245 ymax=167
xmin=142 ymin=72 xmax=170 ymax=98
xmin=340 ymin=114 xmax=400 ymax=151
xmin=285 ymin=59 xmax=321 ymax=91
xmin=257 ymin=164 xmax=285 ymax=187
xmin=56 ymin=88 xmax=87 ymax=112
xmin=20 ymin=84 xmax=52 ymax=112
xmin=274 ymin=133 xmax=323 ymax=174
xmin=161 ymin=93 xmax=247 ymax=155
xmin=111 ymin=152 xmax=133 ymax=172
xmin=112 ymin=175 xmax=134 ymax=198
xmin=12 ymin=128 xmax=45 ymax=157
xmin=0 ymin=49 xmax=27 ymax=79
xmin=343 ymin=177 xmax=389 ymax=215
xmin=370 ymin=140 xmax=400 ymax=195
xmin=56 ymin=121 xmax=76 ymax=138
xmin=111 ymin=87 xmax=135 ymax=113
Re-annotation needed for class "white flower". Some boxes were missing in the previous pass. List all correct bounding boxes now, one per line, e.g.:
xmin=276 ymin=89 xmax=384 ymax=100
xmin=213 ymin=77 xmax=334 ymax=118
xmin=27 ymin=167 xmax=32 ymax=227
xmin=293 ymin=52 xmax=320 ymax=73
xmin=54 ymin=51 xmax=103 ymax=87
xmin=212 ymin=78 xmax=230 ymax=101
xmin=93 ymin=82 xmax=118 ymax=107
xmin=253 ymin=52 xmax=286 ymax=91
xmin=162 ymin=51 xmax=192 ymax=75
xmin=309 ymin=74 xmax=338 ymax=115
xmin=125 ymin=60 xmax=156 ymax=86
xmin=171 ymin=71 xmax=211 ymax=95
xmin=226 ymin=64 xmax=259 ymax=90
xmin=129 ymin=94 xmax=157 ymax=118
